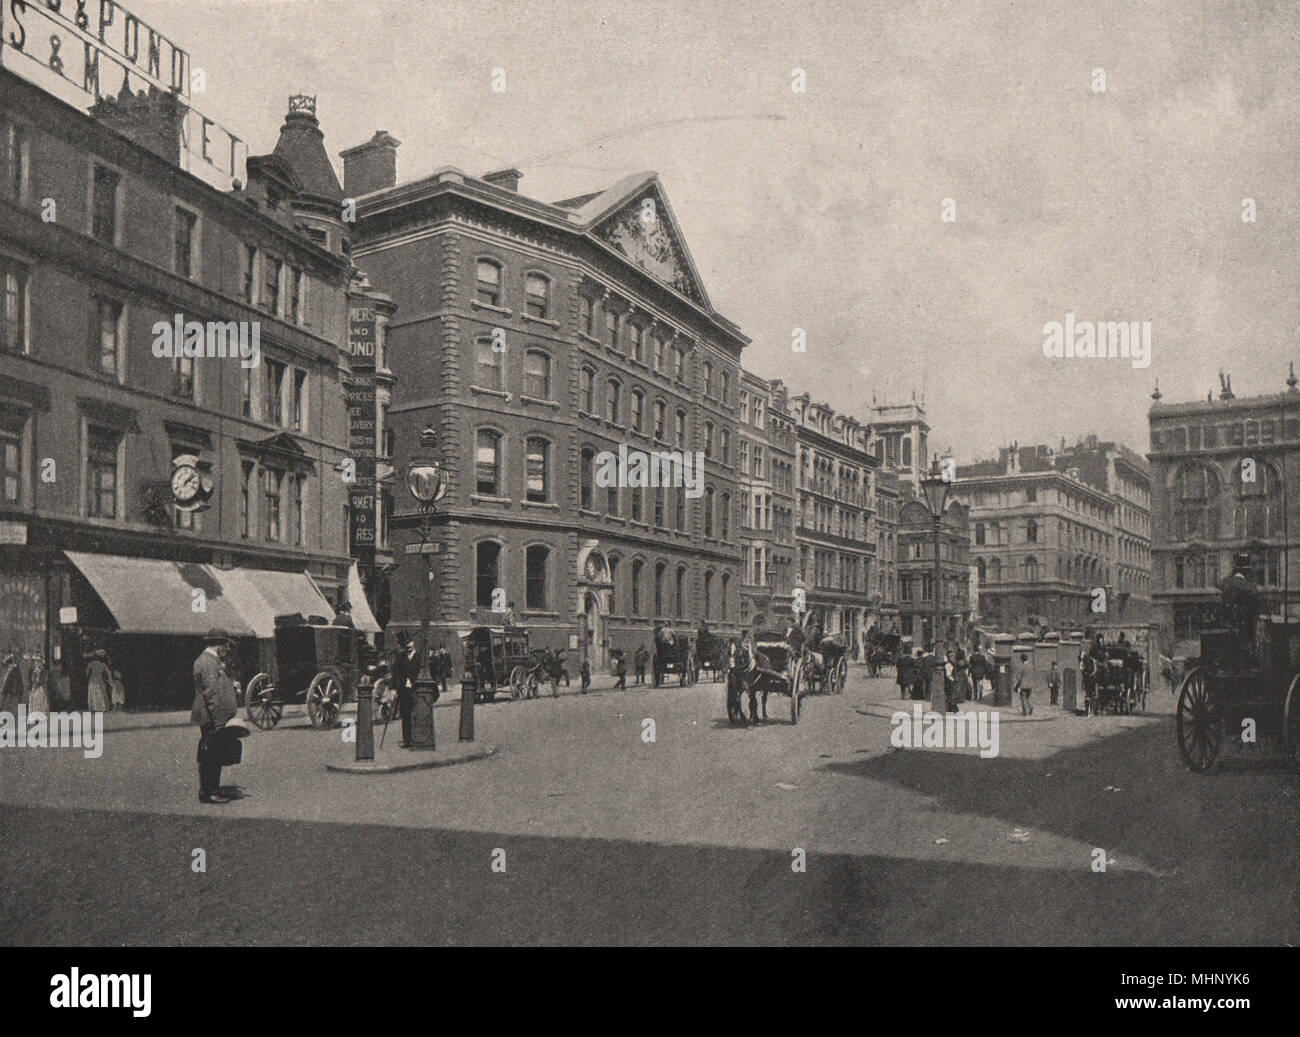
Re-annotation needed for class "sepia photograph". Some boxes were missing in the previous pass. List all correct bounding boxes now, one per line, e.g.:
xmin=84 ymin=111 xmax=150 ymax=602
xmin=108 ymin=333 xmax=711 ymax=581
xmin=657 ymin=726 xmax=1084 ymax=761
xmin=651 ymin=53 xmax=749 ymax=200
xmin=0 ymin=0 xmax=1295 ymax=989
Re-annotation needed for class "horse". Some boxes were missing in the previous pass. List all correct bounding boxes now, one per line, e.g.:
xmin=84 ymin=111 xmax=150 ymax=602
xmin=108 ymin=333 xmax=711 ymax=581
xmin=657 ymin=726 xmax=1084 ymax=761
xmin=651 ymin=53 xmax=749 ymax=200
xmin=725 ymin=639 xmax=790 ymax=724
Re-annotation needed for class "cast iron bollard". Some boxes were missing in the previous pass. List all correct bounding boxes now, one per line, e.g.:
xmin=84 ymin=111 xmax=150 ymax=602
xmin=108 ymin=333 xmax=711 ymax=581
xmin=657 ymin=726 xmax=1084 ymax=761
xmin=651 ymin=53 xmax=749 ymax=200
xmin=355 ymin=667 xmax=375 ymax=762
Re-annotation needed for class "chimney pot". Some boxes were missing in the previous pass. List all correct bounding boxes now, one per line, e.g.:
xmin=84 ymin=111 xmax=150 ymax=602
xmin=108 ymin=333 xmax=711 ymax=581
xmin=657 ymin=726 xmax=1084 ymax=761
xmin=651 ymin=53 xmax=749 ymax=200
xmin=483 ymin=167 xmax=523 ymax=192
xmin=340 ymin=131 xmax=401 ymax=196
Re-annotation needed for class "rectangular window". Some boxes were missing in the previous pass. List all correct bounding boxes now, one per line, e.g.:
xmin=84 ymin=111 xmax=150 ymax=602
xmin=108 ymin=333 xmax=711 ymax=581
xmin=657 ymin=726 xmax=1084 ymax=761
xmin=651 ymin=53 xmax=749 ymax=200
xmin=264 ymin=359 xmax=286 ymax=425
xmin=525 ymin=274 xmax=549 ymax=319
xmin=174 ymin=206 xmax=197 ymax=278
xmin=174 ymin=353 xmax=195 ymax=400
xmin=93 ymin=296 xmax=123 ymax=377
xmin=525 ymin=438 xmax=548 ymax=503
xmin=580 ymin=295 xmax=594 ymax=337
xmin=476 ymin=339 xmax=502 ymax=389
xmin=1 ymin=259 xmax=27 ymax=354
xmin=241 ymin=367 xmax=255 ymax=419
xmin=293 ymin=370 xmax=307 ymax=432
xmin=241 ymin=244 xmax=258 ymax=304
xmin=264 ymin=468 xmax=283 ymax=541
xmin=85 ymin=425 xmax=119 ymax=519
xmin=0 ymin=414 xmax=22 ymax=504
xmin=6 ymin=123 xmax=29 ymax=203
xmin=476 ymin=261 xmax=501 ymax=306
xmin=92 ymin=166 xmax=120 ymax=244
xmin=240 ymin=462 xmax=254 ymax=536
xmin=292 ymin=474 xmax=304 ymax=546
xmin=288 ymin=268 xmax=302 ymax=323
xmin=264 ymin=257 xmax=282 ymax=315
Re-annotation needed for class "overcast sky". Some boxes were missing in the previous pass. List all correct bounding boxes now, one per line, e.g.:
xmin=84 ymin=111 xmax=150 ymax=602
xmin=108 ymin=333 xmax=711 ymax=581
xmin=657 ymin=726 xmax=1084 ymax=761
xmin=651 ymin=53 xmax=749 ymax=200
xmin=120 ymin=0 xmax=1299 ymax=462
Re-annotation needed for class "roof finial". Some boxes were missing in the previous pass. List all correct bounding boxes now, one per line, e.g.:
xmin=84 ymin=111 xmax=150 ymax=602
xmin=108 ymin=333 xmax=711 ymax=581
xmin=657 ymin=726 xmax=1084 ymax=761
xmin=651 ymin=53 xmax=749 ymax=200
xmin=1288 ymin=362 xmax=1298 ymax=393
xmin=1151 ymin=379 xmax=1162 ymax=401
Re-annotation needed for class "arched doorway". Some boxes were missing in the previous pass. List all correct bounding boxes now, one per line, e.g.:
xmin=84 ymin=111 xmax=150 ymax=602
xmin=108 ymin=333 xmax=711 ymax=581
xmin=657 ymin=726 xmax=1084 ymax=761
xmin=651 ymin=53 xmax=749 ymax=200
xmin=582 ymin=592 xmax=604 ymax=672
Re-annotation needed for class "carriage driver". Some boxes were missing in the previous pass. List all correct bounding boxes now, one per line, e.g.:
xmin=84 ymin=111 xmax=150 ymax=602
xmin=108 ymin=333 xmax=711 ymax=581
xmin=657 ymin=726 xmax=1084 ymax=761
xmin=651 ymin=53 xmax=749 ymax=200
xmin=1219 ymin=552 xmax=1263 ymax=666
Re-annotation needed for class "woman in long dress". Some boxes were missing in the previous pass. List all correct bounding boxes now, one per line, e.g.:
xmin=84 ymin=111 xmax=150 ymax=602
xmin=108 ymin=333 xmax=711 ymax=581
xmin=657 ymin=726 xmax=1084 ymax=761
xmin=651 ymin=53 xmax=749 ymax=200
xmin=86 ymin=652 xmax=111 ymax=713
xmin=26 ymin=656 xmax=49 ymax=714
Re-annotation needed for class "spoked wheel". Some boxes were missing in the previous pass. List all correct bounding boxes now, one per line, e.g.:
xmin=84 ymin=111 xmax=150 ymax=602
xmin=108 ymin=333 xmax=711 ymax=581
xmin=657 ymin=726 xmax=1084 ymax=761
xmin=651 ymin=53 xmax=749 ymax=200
xmin=834 ymin=657 xmax=848 ymax=694
xmin=372 ymin=677 xmax=395 ymax=724
xmin=244 ymin=673 xmax=282 ymax=730
xmin=789 ymin=660 xmax=803 ymax=724
xmin=510 ymin=665 xmax=528 ymax=701
xmin=307 ymin=671 xmax=343 ymax=729
xmin=1282 ymin=674 xmax=1300 ymax=766
xmin=1176 ymin=667 xmax=1221 ymax=773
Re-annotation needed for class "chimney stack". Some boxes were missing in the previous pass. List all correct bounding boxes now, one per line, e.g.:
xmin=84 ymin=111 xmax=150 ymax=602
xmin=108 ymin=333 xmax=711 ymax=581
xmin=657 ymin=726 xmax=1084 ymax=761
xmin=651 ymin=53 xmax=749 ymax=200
xmin=340 ymin=131 xmax=401 ymax=197
xmin=483 ymin=167 xmax=523 ymax=192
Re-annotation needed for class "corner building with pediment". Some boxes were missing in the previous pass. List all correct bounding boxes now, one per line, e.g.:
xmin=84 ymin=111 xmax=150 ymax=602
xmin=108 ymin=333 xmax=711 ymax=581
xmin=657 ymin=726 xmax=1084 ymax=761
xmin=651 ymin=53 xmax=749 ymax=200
xmin=346 ymin=143 xmax=746 ymax=668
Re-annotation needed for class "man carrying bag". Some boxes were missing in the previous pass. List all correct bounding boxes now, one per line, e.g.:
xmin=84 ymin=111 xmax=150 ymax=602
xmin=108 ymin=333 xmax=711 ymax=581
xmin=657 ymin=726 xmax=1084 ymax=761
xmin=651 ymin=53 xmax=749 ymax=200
xmin=193 ymin=632 xmax=239 ymax=805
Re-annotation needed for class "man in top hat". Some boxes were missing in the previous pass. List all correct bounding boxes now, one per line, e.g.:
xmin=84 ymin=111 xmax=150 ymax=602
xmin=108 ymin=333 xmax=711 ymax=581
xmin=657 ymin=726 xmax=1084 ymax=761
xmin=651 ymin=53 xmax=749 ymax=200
xmin=391 ymin=632 xmax=419 ymax=748
xmin=193 ymin=631 xmax=239 ymax=804
xmin=1220 ymin=552 xmax=1263 ymax=667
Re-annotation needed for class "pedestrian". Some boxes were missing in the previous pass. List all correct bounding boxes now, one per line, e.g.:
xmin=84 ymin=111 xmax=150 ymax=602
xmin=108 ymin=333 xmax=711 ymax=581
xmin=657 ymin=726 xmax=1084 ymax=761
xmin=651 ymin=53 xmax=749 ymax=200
xmin=109 ymin=663 xmax=126 ymax=711
xmin=969 ymin=648 xmax=988 ymax=702
xmin=1048 ymin=660 xmax=1061 ymax=706
xmin=1015 ymin=650 xmax=1033 ymax=716
xmin=942 ymin=650 xmax=958 ymax=712
xmin=86 ymin=649 xmax=111 ymax=713
xmin=435 ymin=642 xmax=452 ymax=696
xmin=917 ymin=646 xmax=934 ymax=702
xmin=954 ymin=647 xmax=971 ymax=704
xmin=613 ymin=649 xmax=627 ymax=690
xmin=634 ymin=644 xmax=648 ymax=685
xmin=192 ymin=632 xmax=239 ymax=805
xmin=27 ymin=656 xmax=49 ymax=715
xmin=896 ymin=650 xmax=913 ymax=699
xmin=392 ymin=633 xmax=418 ymax=747
xmin=580 ymin=657 xmax=591 ymax=693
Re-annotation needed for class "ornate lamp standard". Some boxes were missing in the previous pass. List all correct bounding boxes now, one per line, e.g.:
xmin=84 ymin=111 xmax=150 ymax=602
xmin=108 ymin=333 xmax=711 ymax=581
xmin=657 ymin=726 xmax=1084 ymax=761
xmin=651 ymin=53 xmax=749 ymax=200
xmin=920 ymin=458 xmax=952 ymax=712
xmin=405 ymin=427 xmax=448 ymax=749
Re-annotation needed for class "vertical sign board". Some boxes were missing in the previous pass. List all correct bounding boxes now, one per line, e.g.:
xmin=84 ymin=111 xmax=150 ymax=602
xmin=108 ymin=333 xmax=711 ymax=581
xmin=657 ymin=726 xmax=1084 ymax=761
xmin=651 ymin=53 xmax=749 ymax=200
xmin=347 ymin=307 xmax=377 ymax=562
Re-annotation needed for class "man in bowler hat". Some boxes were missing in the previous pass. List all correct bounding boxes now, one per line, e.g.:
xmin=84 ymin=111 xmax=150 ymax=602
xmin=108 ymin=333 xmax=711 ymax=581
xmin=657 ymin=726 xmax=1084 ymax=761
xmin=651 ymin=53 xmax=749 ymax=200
xmin=193 ymin=632 xmax=238 ymax=804
xmin=392 ymin=632 xmax=418 ymax=748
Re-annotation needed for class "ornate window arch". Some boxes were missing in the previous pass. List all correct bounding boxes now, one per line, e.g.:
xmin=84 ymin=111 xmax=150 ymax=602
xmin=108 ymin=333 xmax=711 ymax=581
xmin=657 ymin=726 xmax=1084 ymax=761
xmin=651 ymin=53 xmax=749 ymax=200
xmin=1232 ymin=459 xmax=1281 ymax=539
xmin=1171 ymin=461 xmax=1221 ymax=539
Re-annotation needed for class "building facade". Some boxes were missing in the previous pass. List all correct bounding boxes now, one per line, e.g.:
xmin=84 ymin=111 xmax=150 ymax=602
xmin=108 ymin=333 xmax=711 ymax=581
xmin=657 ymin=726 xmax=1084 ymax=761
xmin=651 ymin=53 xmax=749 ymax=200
xmin=872 ymin=468 xmax=901 ymax=636
xmin=952 ymin=436 xmax=1151 ymax=632
xmin=347 ymin=147 xmax=747 ymax=667
xmin=1148 ymin=372 xmax=1300 ymax=653
xmin=870 ymin=398 xmax=930 ymax=495
xmin=785 ymin=390 xmax=878 ymax=649
xmin=897 ymin=492 xmax=971 ymax=647
xmin=0 ymin=68 xmax=362 ymax=708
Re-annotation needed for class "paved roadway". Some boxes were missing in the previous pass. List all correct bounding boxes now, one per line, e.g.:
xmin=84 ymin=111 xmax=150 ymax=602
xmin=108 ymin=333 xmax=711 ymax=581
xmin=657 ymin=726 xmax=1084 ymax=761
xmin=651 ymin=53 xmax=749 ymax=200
xmin=1 ymin=669 xmax=1296 ymax=945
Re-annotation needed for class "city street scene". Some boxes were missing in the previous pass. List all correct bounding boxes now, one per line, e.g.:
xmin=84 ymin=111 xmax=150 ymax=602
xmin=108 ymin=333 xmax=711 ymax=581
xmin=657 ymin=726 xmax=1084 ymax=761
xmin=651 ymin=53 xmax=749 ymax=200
xmin=0 ymin=0 xmax=1297 ymax=962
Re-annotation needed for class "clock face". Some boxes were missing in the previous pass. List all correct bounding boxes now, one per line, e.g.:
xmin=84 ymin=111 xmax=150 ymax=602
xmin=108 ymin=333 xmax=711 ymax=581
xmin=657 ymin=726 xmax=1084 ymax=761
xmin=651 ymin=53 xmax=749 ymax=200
xmin=171 ymin=464 xmax=201 ymax=503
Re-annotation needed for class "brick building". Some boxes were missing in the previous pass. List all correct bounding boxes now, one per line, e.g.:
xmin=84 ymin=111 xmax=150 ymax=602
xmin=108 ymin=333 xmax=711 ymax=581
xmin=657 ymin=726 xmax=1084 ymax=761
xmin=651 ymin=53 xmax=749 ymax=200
xmin=345 ymin=144 xmax=747 ymax=667
xmin=1148 ymin=371 xmax=1300 ymax=654
xmin=0 ymin=65 xmax=366 ymax=708
xmin=897 ymin=491 xmax=972 ymax=646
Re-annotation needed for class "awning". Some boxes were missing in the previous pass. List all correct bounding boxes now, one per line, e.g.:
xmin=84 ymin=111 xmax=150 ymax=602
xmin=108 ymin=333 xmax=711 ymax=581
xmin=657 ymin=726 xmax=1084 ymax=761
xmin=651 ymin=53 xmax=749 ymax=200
xmin=345 ymin=562 xmax=382 ymax=634
xmin=64 ymin=551 xmax=256 ymax=637
xmin=210 ymin=567 xmax=335 ymax=639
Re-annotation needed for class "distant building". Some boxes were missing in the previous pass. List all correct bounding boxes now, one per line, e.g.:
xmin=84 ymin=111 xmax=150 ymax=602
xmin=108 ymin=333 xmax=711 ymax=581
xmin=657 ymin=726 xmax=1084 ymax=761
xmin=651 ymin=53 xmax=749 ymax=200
xmin=737 ymin=370 xmax=796 ymax=630
xmin=897 ymin=491 xmax=971 ymax=647
xmin=872 ymin=469 xmax=901 ymax=636
xmin=870 ymin=397 xmax=930 ymax=495
xmin=951 ymin=436 xmax=1151 ymax=631
xmin=1148 ymin=370 xmax=1300 ymax=653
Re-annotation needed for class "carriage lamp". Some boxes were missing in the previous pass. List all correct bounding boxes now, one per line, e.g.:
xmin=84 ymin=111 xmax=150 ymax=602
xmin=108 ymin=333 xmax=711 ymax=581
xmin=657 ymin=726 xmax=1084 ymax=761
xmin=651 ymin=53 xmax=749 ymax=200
xmin=921 ymin=458 xmax=952 ymax=712
xmin=405 ymin=427 xmax=450 ymax=749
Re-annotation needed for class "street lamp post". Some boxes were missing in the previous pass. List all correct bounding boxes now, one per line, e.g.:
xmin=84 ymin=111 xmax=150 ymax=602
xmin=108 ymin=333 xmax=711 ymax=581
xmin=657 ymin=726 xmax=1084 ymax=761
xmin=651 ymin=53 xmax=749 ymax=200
xmin=406 ymin=427 xmax=449 ymax=749
xmin=920 ymin=458 xmax=952 ymax=712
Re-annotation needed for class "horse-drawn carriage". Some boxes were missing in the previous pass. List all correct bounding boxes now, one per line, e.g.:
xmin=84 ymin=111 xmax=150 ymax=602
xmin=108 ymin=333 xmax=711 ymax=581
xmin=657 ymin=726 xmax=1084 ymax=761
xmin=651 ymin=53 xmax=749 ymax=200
xmin=243 ymin=615 xmax=358 ymax=730
xmin=725 ymin=629 xmax=805 ymax=724
xmin=1083 ymin=643 xmax=1146 ymax=715
xmin=693 ymin=627 xmax=728 ymax=683
xmin=652 ymin=625 xmax=698 ymax=687
xmin=1175 ymin=618 xmax=1300 ymax=772
xmin=460 ymin=626 xmax=536 ymax=701
xmin=802 ymin=633 xmax=849 ymax=695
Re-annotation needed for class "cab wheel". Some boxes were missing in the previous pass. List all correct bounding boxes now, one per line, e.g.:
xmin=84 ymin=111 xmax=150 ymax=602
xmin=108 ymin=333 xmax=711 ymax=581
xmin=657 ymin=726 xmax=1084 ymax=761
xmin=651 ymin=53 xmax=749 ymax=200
xmin=244 ymin=673 xmax=281 ymax=730
xmin=307 ymin=671 xmax=343 ymax=729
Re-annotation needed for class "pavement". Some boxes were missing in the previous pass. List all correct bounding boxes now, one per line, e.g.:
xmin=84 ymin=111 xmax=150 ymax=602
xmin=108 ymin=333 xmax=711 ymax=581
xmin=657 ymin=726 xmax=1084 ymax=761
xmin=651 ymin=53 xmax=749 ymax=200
xmin=1 ymin=665 xmax=1297 ymax=945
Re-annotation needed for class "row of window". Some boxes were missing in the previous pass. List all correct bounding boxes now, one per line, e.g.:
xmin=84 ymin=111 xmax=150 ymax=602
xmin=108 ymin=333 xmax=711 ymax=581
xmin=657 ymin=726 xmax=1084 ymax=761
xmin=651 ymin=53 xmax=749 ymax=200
xmin=474 ymin=540 xmax=733 ymax=620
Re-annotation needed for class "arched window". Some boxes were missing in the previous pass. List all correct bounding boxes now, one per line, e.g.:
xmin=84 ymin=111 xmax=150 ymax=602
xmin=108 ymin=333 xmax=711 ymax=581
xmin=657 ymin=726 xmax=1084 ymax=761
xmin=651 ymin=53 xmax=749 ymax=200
xmin=607 ymin=555 xmax=619 ymax=614
xmin=525 ymin=437 xmax=549 ymax=503
xmin=476 ymin=541 xmax=501 ymax=607
xmin=703 ymin=570 xmax=714 ymax=619
xmin=1022 ymin=555 xmax=1039 ymax=582
xmin=675 ymin=486 xmax=686 ymax=531
xmin=703 ymin=420 xmax=714 ymax=458
xmin=580 ymin=367 xmax=595 ymax=413
xmin=631 ymin=389 xmax=645 ymax=432
xmin=673 ymin=346 xmax=686 ymax=380
xmin=974 ymin=521 xmax=985 ymax=545
xmin=580 ymin=447 xmax=595 ymax=510
xmin=654 ymin=485 xmax=666 ymax=527
xmin=1173 ymin=463 xmax=1220 ymax=539
xmin=475 ymin=337 xmax=502 ymax=389
xmin=720 ymin=428 xmax=731 ymax=465
xmin=721 ymin=370 xmax=730 ymax=404
xmin=475 ymin=259 xmax=501 ymax=306
xmin=902 ymin=436 xmax=912 ymax=467
xmin=476 ymin=429 xmax=501 ymax=495
xmin=525 ymin=545 xmax=549 ymax=610
xmin=652 ymin=334 xmax=665 ymax=372
xmin=524 ymin=273 xmax=550 ymax=319
xmin=704 ymin=486 xmax=715 ymax=537
xmin=989 ymin=557 xmax=1002 ymax=582
xmin=579 ymin=294 xmax=594 ymax=337
xmin=653 ymin=400 xmax=666 ymax=440
xmin=702 ymin=361 xmax=713 ymax=396
xmin=720 ymin=492 xmax=730 ymax=538
xmin=654 ymin=562 xmax=666 ymax=616
xmin=675 ymin=566 xmax=687 ymax=617
xmin=631 ymin=559 xmax=643 ymax=615
xmin=675 ymin=409 xmax=687 ymax=448
xmin=606 ymin=379 xmax=621 ymax=424
xmin=976 ymin=557 xmax=986 ymax=583
xmin=605 ymin=307 xmax=621 ymax=349
xmin=1026 ymin=518 xmax=1038 ymax=543
xmin=720 ymin=572 xmax=730 ymax=620
xmin=629 ymin=322 xmax=645 ymax=363
xmin=523 ymin=349 xmax=551 ymax=399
